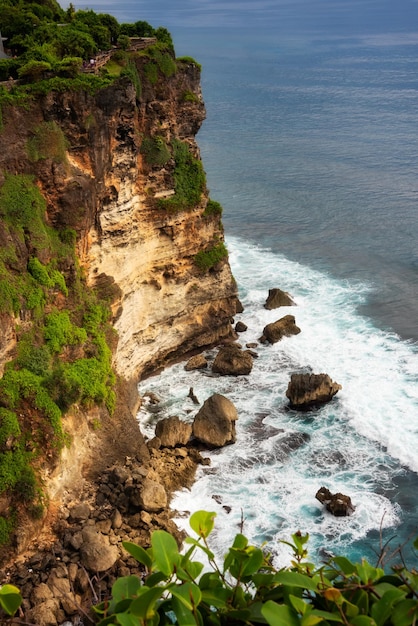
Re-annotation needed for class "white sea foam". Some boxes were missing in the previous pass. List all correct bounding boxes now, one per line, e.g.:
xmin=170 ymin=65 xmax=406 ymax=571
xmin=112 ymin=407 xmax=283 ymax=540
xmin=138 ymin=237 xmax=418 ymax=565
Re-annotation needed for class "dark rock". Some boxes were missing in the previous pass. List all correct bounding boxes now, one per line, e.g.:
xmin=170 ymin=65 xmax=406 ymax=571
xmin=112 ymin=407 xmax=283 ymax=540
xmin=315 ymin=487 xmax=355 ymax=517
xmin=188 ymin=387 xmax=200 ymax=405
xmin=212 ymin=344 xmax=253 ymax=376
xmin=235 ymin=299 xmax=245 ymax=314
xmin=235 ymin=321 xmax=248 ymax=333
xmin=261 ymin=315 xmax=301 ymax=344
xmin=155 ymin=416 xmax=192 ymax=447
xmin=192 ymin=393 xmax=238 ymax=448
xmin=264 ymin=288 xmax=296 ymax=309
xmin=286 ymin=373 xmax=342 ymax=409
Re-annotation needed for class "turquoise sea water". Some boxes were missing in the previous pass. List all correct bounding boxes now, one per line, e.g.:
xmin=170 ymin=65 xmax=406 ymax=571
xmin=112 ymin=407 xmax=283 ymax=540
xmin=70 ymin=0 xmax=418 ymax=566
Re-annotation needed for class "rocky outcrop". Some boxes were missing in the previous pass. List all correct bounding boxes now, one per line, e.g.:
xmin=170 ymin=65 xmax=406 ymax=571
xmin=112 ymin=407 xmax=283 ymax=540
xmin=286 ymin=373 xmax=342 ymax=409
xmin=212 ymin=344 xmax=253 ymax=376
xmin=185 ymin=353 xmax=208 ymax=371
xmin=155 ymin=416 xmax=193 ymax=447
xmin=0 ymin=59 xmax=238 ymax=385
xmin=192 ymin=393 xmax=238 ymax=447
xmin=315 ymin=487 xmax=355 ymax=516
xmin=261 ymin=315 xmax=301 ymax=344
xmin=264 ymin=288 xmax=295 ymax=309
xmin=0 ymin=449 xmax=206 ymax=625
xmin=0 ymin=45 xmax=239 ymax=567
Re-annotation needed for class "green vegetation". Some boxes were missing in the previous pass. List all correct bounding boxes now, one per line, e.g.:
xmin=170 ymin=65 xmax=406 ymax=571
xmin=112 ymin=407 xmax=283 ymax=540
xmin=181 ymin=90 xmax=200 ymax=103
xmin=194 ymin=241 xmax=228 ymax=271
xmin=0 ymin=170 xmax=117 ymax=545
xmin=158 ymin=140 xmax=206 ymax=212
xmin=93 ymin=510 xmax=418 ymax=626
xmin=141 ymin=136 xmax=171 ymax=166
xmin=27 ymin=121 xmax=68 ymax=163
xmin=203 ymin=199 xmax=223 ymax=218
xmin=177 ymin=56 xmax=202 ymax=71
xmin=0 ymin=583 xmax=22 ymax=617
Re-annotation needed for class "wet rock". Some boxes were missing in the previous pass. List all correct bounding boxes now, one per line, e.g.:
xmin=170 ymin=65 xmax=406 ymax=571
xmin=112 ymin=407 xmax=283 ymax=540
xmin=212 ymin=344 xmax=253 ymax=376
xmin=315 ymin=487 xmax=355 ymax=517
xmin=192 ymin=393 xmax=238 ymax=448
xmin=184 ymin=354 xmax=208 ymax=371
xmin=286 ymin=373 xmax=342 ymax=409
xmin=235 ymin=321 xmax=248 ymax=333
xmin=155 ymin=416 xmax=192 ymax=447
xmin=264 ymin=288 xmax=296 ymax=309
xmin=261 ymin=315 xmax=301 ymax=344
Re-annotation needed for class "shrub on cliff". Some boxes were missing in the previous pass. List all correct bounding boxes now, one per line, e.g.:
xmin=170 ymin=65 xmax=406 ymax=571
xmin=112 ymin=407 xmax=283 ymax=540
xmin=158 ymin=140 xmax=206 ymax=212
xmin=93 ymin=510 xmax=418 ymax=626
xmin=194 ymin=241 xmax=228 ymax=271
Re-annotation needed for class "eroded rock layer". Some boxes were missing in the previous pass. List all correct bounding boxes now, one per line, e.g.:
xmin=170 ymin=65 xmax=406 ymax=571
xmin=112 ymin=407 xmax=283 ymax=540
xmin=0 ymin=58 xmax=238 ymax=383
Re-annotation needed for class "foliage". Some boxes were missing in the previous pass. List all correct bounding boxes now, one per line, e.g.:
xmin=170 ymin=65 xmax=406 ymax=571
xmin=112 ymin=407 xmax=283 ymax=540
xmin=141 ymin=136 xmax=171 ymax=166
xmin=28 ymin=257 xmax=68 ymax=296
xmin=43 ymin=309 xmax=87 ymax=354
xmin=0 ymin=173 xmax=47 ymax=230
xmin=177 ymin=56 xmax=202 ymax=72
xmin=203 ymin=199 xmax=223 ymax=217
xmin=181 ymin=90 xmax=199 ymax=103
xmin=158 ymin=140 xmax=206 ymax=212
xmin=140 ymin=41 xmax=177 ymax=83
xmin=0 ymin=517 xmax=14 ymax=548
xmin=120 ymin=20 xmax=155 ymax=38
xmin=94 ymin=511 xmax=418 ymax=626
xmin=17 ymin=59 xmax=52 ymax=82
xmin=194 ymin=241 xmax=228 ymax=271
xmin=120 ymin=59 xmax=142 ymax=98
xmin=27 ymin=121 xmax=68 ymax=163
xmin=0 ymin=584 xmax=22 ymax=616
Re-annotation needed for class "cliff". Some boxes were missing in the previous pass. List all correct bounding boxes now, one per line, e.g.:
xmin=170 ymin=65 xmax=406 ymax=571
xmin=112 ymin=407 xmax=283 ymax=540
xmin=0 ymin=47 xmax=239 ymax=557
xmin=0 ymin=59 xmax=237 ymax=381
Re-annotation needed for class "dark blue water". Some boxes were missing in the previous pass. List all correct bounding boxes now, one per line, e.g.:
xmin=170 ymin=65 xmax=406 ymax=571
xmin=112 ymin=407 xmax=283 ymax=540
xmin=69 ymin=0 xmax=418 ymax=567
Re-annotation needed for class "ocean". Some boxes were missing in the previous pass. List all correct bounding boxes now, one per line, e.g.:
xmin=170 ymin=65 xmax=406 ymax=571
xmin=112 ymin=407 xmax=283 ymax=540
xmin=69 ymin=0 xmax=418 ymax=568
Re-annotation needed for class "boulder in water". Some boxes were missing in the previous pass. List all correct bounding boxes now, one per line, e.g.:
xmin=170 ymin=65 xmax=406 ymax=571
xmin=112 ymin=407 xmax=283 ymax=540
xmin=286 ymin=373 xmax=341 ymax=409
xmin=155 ymin=416 xmax=192 ymax=447
xmin=212 ymin=344 xmax=253 ymax=376
xmin=192 ymin=393 xmax=238 ymax=448
xmin=315 ymin=486 xmax=355 ymax=517
xmin=264 ymin=288 xmax=296 ymax=310
xmin=261 ymin=315 xmax=301 ymax=344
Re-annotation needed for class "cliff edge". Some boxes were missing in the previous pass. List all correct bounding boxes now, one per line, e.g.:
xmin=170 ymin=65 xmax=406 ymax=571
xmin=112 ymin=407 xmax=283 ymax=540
xmin=0 ymin=44 xmax=239 ymax=560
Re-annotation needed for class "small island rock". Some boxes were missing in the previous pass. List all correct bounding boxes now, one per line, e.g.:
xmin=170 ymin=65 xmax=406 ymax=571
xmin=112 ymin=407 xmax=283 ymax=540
xmin=261 ymin=315 xmax=301 ymax=344
xmin=264 ymin=288 xmax=296 ymax=309
xmin=212 ymin=344 xmax=253 ymax=376
xmin=315 ymin=486 xmax=355 ymax=517
xmin=286 ymin=373 xmax=342 ymax=409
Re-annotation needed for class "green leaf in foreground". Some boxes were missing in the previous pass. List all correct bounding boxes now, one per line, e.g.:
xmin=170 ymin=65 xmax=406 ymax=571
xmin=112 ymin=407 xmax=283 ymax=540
xmin=189 ymin=510 xmax=216 ymax=539
xmin=151 ymin=529 xmax=179 ymax=576
xmin=0 ymin=584 xmax=22 ymax=616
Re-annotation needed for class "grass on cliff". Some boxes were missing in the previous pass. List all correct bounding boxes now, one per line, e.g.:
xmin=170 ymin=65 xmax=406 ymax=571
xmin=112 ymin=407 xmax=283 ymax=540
xmin=194 ymin=241 xmax=228 ymax=271
xmin=0 ymin=173 xmax=117 ymax=547
xmin=158 ymin=140 xmax=206 ymax=212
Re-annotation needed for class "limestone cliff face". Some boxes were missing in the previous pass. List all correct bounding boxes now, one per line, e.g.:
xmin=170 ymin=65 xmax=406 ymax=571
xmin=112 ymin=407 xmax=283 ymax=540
xmin=0 ymin=57 xmax=238 ymax=382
